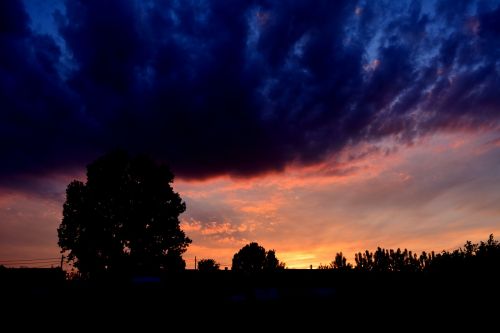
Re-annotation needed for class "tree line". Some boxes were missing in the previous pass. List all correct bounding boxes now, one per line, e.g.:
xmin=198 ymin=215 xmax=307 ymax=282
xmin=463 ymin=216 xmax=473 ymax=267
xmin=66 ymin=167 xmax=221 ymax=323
xmin=317 ymin=234 xmax=500 ymax=272
xmin=57 ymin=151 xmax=500 ymax=278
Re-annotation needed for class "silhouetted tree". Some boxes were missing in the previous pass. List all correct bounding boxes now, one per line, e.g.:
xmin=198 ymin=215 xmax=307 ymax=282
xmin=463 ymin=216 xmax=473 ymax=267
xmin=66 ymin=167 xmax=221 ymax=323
xmin=428 ymin=234 xmax=500 ymax=273
xmin=265 ymin=250 xmax=286 ymax=271
xmin=355 ymin=250 xmax=374 ymax=271
xmin=318 ymin=252 xmax=352 ymax=270
xmin=198 ymin=259 xmax=220 ymax=271
xmin=333 ymin=252 xmax=352 ymax=271
xmin=57 ymin=150 xmax=191 ymax=278
xmin=232 ymin=242 xmax=285 ymax=272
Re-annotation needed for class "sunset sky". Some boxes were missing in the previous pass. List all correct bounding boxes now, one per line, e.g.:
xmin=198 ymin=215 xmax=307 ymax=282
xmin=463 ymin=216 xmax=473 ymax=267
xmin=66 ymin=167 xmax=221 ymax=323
xmin=1 ymin=0 xmax=500 ymax=268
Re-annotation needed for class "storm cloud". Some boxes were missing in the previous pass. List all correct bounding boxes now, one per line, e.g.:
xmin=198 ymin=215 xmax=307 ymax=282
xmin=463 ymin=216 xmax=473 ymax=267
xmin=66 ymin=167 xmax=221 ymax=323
xmin=2 ymin=0 xmax=500 ymax=181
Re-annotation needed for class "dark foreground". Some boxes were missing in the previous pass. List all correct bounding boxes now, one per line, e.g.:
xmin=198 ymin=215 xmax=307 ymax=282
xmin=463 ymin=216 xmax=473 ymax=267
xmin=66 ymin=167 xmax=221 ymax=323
xmin=2 ymin=268 xmax=499 ymax=328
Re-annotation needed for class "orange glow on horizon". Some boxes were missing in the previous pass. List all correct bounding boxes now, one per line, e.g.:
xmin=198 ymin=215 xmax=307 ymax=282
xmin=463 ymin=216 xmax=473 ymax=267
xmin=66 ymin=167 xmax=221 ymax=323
xmin=178 ymin=130 xmax=500 ymax=269
xmin=1 ymin=130 xmax=500 ymax=270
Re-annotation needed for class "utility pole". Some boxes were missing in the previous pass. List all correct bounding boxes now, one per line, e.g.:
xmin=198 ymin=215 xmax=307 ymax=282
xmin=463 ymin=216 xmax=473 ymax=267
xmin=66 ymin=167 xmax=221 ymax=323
xmin=60 ymin=255 xmax=64 ymax=269
xmin=195 ymin=256 xmax=197 ymax=270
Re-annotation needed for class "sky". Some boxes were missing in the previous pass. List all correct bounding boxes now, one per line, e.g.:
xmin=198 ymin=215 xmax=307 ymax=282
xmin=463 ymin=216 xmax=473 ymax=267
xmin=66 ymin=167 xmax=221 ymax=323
xmin=1 ymin=0 xmax=500 ymax=268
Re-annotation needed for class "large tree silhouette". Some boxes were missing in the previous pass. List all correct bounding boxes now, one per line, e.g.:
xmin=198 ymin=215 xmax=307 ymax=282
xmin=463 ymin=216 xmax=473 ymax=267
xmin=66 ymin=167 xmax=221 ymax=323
xmin=232 ymin=242 xmax=285 ymax=272
xmin=57 ymin=150 xmax=191 ymax=278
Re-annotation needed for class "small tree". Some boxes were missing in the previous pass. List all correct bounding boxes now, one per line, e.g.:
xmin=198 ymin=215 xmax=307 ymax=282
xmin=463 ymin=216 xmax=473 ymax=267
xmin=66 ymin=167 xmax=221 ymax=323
xmin=265 ymin=250 xmax=286 ymax=271
xmin=318 ymin=252 xmax=352 ymax=270
xmin=332 ymin=252 xmax=352 ymax=271
xmin=57 ymin=150 xmax=191 ymax=278
xmin=198 ymin=259 xmax=220 ymax=271
xmin=232 ymin=242 xmax=285 ymax=272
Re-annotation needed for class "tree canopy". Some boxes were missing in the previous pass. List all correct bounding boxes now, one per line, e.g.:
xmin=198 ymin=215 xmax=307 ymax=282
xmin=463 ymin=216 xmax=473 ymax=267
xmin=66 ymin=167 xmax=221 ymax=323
xmin=57 ymin=150 xmax=191 ymax=278
xmin=231 ymin=242 xmax=285 ymax=272
xmin=197 ymin=259 xmax=220 ymax=272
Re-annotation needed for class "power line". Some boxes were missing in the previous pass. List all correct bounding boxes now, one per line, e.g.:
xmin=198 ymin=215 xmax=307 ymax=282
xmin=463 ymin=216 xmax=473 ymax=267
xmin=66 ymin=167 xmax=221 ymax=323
xmin=24 ymin=263 xmax=61 ymax=268
xmin=2 ymin=262 xmax=61 ymax=268
xmin=0 ymin=257 xmax=60 ymax=263
xmin=1 ymin=262 xmax=61 ymax=268
xmin=0 ymin=259 xmax=61 ymax=265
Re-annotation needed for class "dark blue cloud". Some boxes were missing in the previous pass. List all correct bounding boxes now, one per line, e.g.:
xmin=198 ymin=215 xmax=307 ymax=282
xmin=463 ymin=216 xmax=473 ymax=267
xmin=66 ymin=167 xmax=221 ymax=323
xmin=1 ymin=0 xmax=500 ymax=182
